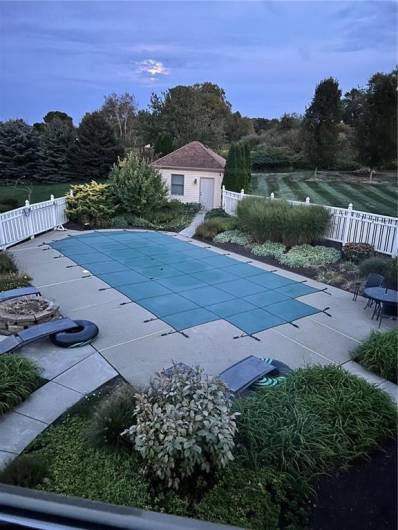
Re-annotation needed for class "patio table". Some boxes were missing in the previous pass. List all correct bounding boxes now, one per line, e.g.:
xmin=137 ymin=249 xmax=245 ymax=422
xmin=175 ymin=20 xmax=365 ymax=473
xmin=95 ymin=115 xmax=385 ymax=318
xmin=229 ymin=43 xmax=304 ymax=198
xmin=363 ymin=287 xmax=398 ymax=320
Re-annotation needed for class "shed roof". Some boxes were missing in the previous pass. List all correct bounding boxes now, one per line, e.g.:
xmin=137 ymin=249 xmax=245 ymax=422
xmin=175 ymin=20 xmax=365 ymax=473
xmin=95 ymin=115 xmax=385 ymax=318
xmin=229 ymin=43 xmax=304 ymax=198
xmin=153 ymin=141 xmax=226 ymax=171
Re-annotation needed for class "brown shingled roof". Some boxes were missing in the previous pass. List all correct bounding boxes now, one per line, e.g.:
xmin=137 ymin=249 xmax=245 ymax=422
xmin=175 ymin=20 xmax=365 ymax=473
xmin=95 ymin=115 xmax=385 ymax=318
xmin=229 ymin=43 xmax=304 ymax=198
xmin=153 ymin=141 xmax=226 ymax=171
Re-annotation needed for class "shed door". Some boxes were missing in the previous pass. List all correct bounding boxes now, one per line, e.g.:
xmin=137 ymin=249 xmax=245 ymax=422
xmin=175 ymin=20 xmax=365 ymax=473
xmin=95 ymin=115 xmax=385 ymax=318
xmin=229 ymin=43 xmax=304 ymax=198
xmin=199 ymin=178 xmax=214 ymax=210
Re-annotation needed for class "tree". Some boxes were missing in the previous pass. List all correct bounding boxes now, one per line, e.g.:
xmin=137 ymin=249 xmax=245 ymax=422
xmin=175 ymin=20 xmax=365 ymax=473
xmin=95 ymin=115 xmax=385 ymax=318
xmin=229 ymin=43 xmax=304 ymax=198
xmin=0 ymin=120 xmax=39 ymax=182
xmin=149 ymin=83 xmax=231 ymax=148
xmin=100 ymin=93 xmax=137 ymax=149
xmin=154 ymin=132 xmax=174 ymax=156
xmin=356 ymin=70 xmax=397 ymax=167
xmin=109 ymin=151 xmax=168 ymax=217
xmin=225 ymin=112 xmax=254 ymax=142
xmin=43 ymin=111 xmax=74 ymax=127
xmin=38 ymin=118 xmax=76 ymax=182
xmin=70 ymin=112 xmax=123 ymax=180
xmin=342 ymin=89 xmax=366 ymax=127
xmin=223 ymin=143 xmax=251 ymax=192
xmin=302 ymin=78 xmax=342 ymax=168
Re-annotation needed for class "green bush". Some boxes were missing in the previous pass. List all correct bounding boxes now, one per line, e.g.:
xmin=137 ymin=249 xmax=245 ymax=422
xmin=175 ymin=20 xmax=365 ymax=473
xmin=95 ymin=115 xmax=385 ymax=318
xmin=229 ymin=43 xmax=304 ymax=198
xmin=237 ymin=197 xmax=330 ymax=246
xmin=235 ymin=365 xmax=396 ymax=477
xmin=0 ymin=273 xmax=31 ymax=292
xmin=0 ymin=355 xmax=42 ymax=416
xmin=251 ymin=145 xmax=300 ymax=170
xmin=111 ymin=214 xmax=156 ymax=229
xmin=123 ymin=365 xmax=238 ymax=490
xmin=251 ymin=241 xmax=287 ymax=260
xmin=204 ymin=208 xmax=230 ymax=220
xmin=0 ymin=454 xmax=48 ymax=488
xmin=0 ymin=252 xmax=17 ymax=274
xmin=110 ymin=152 xmax=168 ymax=217
xmin=66 ymin=181 xmax=116 ymax=227
xmin=85 ymin=383 xmax=137 ymax=450
xmin=359 ymin=256 xmax=397 ymax=289
xmin=316 ymin=268 xmax=347 ymax=288
xmin=278 ymin=244 xmax=341 ymax=269
xmin=342 ymin=242 xmax=374 ymax=262
xmin=213 ymin=230 xmax=252 ymax=246
xmin=354 ymin=329 xmax=398 ymax=384
xmin=195 ymin=217 xmax=237 ymax=240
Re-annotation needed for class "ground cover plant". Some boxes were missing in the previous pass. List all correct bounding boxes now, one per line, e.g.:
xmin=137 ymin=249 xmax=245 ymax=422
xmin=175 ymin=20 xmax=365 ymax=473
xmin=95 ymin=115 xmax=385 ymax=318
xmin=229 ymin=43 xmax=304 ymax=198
xmin=4 ymin=364 xmax=396 ymax=530
xmin=353 ymin=329 xmax=398 ymax=384
xmin=213 ymin=229 xmax=252 ymax=246
xmin=251 ymin=241 xmax=287 ymax=260
xmin=0 ymin=251 xmax=32 ymax=293
xmin=194 ymin=216 xmax=238 ymax=240
xmin=236 ymin=197 xmax=330 ymax=246
xmin=279 ymin=245 xmax=341 ymax=269
xmin=0 ymin=355 xmax=42 ymax=416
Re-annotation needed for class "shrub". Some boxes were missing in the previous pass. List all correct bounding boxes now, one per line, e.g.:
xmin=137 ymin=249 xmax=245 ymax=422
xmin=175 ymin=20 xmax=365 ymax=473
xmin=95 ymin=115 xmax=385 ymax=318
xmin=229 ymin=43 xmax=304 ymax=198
xmin=66 ymin=181 xmax=116 ymax=227
xmin=85 ymin=383 xmax=137 ymax=450
xmin=342 ymin=242 xmax=374 ymax=262
xmin=213 ymin=230 xmax=252 ymax=246
xmin=316 ymin=269 xmax=347 ymax=288
xmin=0 ymin=355 xmax=42 ymax=416
xmin=353 ymin=329 xmax=398 ymax=384
xmin=0 ymin=252 xmax=17 ymax=274
xmin=204 ymin=208 xmax=230 ymax=220
xmin=194 ymin=217 xmax=237 ymax=240
xmin=111 ymin=214 xmax=156 ymax=229
xmin=110 ymin=152 xmax=168 ymax=217
xmin=237 ymin=197 xmax=330 ymax=246
xmin=0 ymin=454 xmax=48 ymax=488
xmin=235 ymin=366 xmax=396 ymax=478
xmin=0 ymin=272 xmax=31 ymax=292
xmin=251 ymin=241 xmax=287 ymax=260
xmin=279 ymin=244 xmax=341 ymax=269
xmin=359 ymin=256 xmax=397 ymax=289
xmin=123 ymin=365 xmax=238 ymax=490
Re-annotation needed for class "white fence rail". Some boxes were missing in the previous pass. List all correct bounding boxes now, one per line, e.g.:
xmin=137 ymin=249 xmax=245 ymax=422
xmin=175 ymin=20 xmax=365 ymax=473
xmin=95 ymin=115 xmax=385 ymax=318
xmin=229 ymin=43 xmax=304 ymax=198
xmin=222 ymin=186 xmax=398 ymax=257
xmin=0 ymin=196 xmax=67 ymax=250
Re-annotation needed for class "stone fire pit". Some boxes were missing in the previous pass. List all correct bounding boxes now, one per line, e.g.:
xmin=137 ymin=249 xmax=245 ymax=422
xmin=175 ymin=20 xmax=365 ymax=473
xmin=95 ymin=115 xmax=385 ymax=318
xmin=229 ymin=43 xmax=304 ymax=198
xmin=0 ymin=296 xmax=60 ymax=335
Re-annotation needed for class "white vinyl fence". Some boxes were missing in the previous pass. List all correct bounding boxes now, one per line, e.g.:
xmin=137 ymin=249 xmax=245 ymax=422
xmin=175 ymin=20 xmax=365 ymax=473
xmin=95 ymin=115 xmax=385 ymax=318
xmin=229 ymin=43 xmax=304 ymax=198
xmin=0 ymin=196 xmax=67 ymax=250
xmin=222 ymin=187 xmax=398 ymax=257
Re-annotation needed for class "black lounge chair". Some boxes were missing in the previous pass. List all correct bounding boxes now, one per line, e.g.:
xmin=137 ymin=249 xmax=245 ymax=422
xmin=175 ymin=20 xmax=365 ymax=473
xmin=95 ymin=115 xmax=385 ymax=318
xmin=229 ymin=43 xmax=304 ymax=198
xmin=0 ymin=286 xmax=41 ymax=303
xmin=376 ymin=301 xmax=398 ymax=328
xmin=0 ymin=318 xmax=98 ymax=354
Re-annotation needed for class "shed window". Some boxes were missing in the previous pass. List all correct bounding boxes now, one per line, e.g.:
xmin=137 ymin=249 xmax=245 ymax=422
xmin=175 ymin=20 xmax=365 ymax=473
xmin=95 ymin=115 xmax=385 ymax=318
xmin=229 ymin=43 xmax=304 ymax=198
xmin=171 ymin=174 xmax=184 ymax=196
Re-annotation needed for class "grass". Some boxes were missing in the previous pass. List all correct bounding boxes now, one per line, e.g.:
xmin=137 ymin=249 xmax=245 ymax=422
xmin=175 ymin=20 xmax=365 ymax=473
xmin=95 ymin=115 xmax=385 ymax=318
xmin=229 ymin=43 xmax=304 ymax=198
xmin=353 ymin=329 xmax=398 ymax=384
xmin=0 ymin=355 xmax=42 ymax=416
xmin=0 ymin=182 xmax=75 ymax=209
xmin=0 ymin=252 xmax=17 ymax=274
xmin=251 ymin=171 xmax=398 ymax=217
xmin=4 ymin=365 xmax=395 ymax=530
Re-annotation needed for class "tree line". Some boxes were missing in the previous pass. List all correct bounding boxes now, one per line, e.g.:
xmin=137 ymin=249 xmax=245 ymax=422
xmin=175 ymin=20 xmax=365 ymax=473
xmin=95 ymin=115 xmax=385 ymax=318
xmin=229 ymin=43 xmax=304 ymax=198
xmin=0 ymin=70 xmax=395 ymax=184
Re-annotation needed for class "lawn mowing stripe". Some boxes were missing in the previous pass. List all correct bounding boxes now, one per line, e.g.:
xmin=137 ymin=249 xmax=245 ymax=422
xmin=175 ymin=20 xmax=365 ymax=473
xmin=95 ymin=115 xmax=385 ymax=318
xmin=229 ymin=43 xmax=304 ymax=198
xmin=294 ymin=181 xmax=348 ymax=208
xmin=282 ymin=178 xmax=308 ymax=202
xmin=339 ymin=183 xmax=398 ymax=214
xmin=277 ymin=175 xmax=302 ymax=201
xmin=333 ymin=182 xmax=396 ymax=216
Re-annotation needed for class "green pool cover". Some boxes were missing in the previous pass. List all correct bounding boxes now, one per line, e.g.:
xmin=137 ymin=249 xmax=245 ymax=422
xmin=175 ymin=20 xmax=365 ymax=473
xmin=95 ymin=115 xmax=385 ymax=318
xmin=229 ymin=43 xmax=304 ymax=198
xmin=51 ymin=231 xmax=323 ymax=335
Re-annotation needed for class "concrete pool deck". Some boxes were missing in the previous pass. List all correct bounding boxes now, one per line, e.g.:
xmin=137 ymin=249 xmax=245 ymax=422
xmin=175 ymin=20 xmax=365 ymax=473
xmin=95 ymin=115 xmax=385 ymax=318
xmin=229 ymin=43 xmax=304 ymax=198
xmin=0 ymin=228 xmax=396 ymax=467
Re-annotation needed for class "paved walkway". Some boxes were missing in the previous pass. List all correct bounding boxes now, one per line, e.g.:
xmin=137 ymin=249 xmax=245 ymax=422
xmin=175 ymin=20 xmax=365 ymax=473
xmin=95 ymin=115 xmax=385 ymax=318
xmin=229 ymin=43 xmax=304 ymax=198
xmin=0 ymin=228 xmax=396 ymax=469
xmin=179 ymin=210 xmax=206 ymax=237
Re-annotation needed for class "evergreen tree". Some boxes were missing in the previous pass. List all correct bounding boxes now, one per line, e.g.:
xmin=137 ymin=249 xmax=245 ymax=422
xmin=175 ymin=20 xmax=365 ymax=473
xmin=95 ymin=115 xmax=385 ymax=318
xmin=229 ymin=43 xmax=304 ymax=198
xmin=242 ymin=142 xmax=251 ymax=191
xmin=222 ymin=144 xmax=238 ymax=191
xmin=70 ymin=112 xmax=123 ymax=180
xmin=0 ymin=120 xmax=39 ymax=182
xmin=38 ymin=119 xmax=76 ymax=182
xmin=154 ymin=132 xmax=174 ymax=156
xmin=356 ymin=70 xmax=397 ymax=167
xmin=223 ymin=143 xmax=251 ymax=192
xmin=302 ymin=78 xmax=342 ymax=168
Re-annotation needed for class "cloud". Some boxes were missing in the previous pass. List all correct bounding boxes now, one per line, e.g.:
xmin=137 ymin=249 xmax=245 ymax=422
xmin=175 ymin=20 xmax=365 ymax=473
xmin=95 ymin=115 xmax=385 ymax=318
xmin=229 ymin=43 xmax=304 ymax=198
xmin=134 ymin=59 xmax=170 ymax=78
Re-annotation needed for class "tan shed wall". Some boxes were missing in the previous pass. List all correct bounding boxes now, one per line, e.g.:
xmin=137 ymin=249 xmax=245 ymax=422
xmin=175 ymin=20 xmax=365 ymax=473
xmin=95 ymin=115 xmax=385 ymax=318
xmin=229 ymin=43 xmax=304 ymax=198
xmin=158 ymin=168 xmax=223 ymax=208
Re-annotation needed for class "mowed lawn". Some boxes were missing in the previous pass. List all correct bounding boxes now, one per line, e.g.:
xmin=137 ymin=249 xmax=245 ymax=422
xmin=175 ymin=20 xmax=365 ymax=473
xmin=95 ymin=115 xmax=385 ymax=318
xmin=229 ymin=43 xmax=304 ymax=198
xmin=251 ymin=172 xmax=398 ymax=217
xmin=0 ymin=182 xmax=79 ymax=209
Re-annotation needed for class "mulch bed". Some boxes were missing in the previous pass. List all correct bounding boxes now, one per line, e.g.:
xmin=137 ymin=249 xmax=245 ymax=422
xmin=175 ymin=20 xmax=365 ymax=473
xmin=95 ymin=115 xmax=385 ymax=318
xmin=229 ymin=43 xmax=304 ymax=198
xmin=309 ymin=438 xmax=397 ymax=530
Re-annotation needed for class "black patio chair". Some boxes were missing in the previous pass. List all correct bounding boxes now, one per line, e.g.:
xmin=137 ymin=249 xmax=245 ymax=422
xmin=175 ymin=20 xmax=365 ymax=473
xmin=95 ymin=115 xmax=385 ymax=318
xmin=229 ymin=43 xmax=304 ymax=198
xmin=352 ymin=273 xmax=384 ymax=304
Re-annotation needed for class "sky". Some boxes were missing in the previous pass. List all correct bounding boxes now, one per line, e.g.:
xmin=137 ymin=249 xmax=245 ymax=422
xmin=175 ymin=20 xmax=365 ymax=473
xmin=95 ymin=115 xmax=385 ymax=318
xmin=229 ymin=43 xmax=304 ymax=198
xmin=0 ymin=0 xmax=396 ymax=125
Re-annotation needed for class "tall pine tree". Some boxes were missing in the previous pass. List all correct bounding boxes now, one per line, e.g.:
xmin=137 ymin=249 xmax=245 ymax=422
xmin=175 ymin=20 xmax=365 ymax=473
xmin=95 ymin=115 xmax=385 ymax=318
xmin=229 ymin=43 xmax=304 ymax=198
xmin=222 ymin=143 xmax=251 ymax=192
xmin=302 ymin=78 xmax=342 ymax=168
xmin=0 ymin=120 xmax=39 ymax=182
xmin=38 ymin=119 xmax=76 ymax=182
xmin=70 ymin=112 xmax=123 ymax=180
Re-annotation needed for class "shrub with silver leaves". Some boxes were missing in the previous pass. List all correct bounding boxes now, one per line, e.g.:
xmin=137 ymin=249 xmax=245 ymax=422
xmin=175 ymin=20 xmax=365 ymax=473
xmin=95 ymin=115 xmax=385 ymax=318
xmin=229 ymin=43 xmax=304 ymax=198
xmin=251 ymin=241 xmax=286 ymax=260
xmin=123 ymin=365 xmax=238 ymax=490
xmin=213 ymin=230 xmax=252 ymax=246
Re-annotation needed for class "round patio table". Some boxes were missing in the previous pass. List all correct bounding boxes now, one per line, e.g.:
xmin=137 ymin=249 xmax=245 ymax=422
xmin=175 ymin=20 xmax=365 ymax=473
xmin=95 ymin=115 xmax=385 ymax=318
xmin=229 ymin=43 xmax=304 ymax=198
xmin=363 ymin=287 xmax=398 ymax=305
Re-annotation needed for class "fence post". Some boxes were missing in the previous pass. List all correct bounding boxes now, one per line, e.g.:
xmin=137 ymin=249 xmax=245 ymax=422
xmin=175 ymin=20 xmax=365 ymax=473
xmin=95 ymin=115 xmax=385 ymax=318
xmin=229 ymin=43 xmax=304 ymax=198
xmin=0 ymin=215 xmax=6 ymax=250
xmin=342 ymin=203 xmax=353 ymax=246
xmin=392 ymin=228 xmax=398 ymax=258
xmin=222 ymin=185 xmax=226 ymax=210
xmin=24 ymin=200 xmax=35 ymax=240
xmin=305 ymin=197 xmax=310 ymax=204
xmin=50 ymin=194 xmax=58 ymax=229
xmin=240 ymin=189 xmax=245 ymax=199
xmin=270 ymin=192 xmax=275 ymax=200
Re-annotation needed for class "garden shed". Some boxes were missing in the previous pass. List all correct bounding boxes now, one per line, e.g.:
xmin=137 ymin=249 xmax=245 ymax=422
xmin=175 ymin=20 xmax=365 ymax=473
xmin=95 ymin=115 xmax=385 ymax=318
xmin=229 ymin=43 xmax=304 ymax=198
xmin=152 ymin=141 xmax=225 ymax=210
